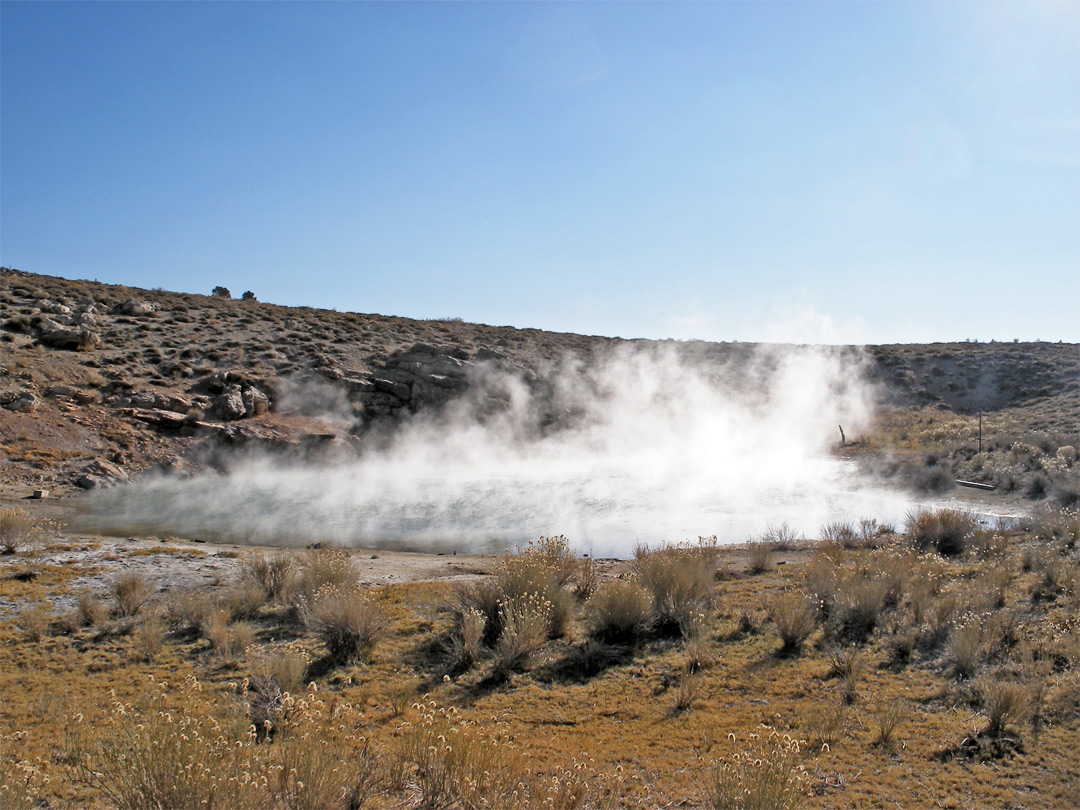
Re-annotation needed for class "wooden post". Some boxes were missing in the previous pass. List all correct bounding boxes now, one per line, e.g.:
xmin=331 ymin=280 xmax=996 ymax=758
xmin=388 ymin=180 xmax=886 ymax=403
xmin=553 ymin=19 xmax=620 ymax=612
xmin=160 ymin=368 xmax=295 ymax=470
xmin=978 ymin=411 xmax=983 ymax=454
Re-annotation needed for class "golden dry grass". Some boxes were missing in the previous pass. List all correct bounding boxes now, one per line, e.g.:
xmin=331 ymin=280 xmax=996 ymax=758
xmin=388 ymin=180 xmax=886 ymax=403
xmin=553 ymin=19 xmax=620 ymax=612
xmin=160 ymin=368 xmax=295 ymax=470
xmin=1 ymin=520 xmax=1077 ymax=809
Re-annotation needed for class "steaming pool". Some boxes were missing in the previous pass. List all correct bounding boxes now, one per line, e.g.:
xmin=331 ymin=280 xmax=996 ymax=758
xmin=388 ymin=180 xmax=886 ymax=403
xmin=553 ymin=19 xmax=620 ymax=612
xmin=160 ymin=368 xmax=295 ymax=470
xmin=75 ymin=459 xmax=1015 ymax=558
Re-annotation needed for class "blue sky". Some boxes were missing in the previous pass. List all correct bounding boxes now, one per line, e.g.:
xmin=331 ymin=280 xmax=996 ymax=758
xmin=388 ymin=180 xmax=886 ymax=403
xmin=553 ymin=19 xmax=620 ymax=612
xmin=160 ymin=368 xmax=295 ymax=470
xmin=2 ymin=1 xmax=1077 ymax=344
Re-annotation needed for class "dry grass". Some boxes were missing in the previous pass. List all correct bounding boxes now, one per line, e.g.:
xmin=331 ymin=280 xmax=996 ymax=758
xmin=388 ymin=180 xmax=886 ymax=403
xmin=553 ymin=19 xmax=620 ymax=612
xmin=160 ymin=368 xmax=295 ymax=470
xmin=2 ymin=520 xmax=1079 ymax=809
xmin=707 ymin=730 xmax=808 ymax=810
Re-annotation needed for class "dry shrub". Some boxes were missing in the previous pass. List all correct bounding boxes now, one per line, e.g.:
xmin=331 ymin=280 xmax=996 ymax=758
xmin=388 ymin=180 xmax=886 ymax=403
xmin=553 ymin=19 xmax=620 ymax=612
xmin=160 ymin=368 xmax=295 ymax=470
xmin=826 ymin=646 xmax=865 ymax=704
xmin=0 ymin=507 xmax=52 ymax=555
xmin=495 ymin=540 xmax=577 ymax=639
xmin=247 ymin=649 xmax=310 ymax=737
xmin=707 ymin=730 xmax=808 ymax=810
xmin=820 ymin=520 xmax=858 ymax=549
xmin=763 ymin=522 xmax=800 ymax=550
xmin=65 ymin=675 xmax=269 ymax=810
xmin=111 ymin=573 xmax=153 ymax=618
xmin=976 ymin=675 xmax=1031 ymax=737
xmin=251 ymin=649 xmax=308 ymax=695
xmin=398 ymin=700 xmax=526 ymax=809
xmin=526 ymin=758 xmax=620 ymax=810
xmin=802 ymin=552 xmax=840 ymax=616
xmin=491 ymin=592 xmax=552 ymax=679
xmin=455 ymin=579 xmax=504 ymax=648
xmin=973 ymin=564 xmax=1014 ymax=611
xmin=870 ymin=699 xmax=908 ymax=749
xmin=828 ymin=570 xmax=889 ymax=644
xmin=18 ymin=603 xmax=51 ymax=643
xmin=205 ymin=611 xmax=255 ymax=664
xmin=905 ymin=508 xmax=975 ymax=556
xmin=67 ymin=675 xmax=377 ymax=810
xmin=574 ymin=555 xmax=599 ymax=600
xmin=243 ymin=550 xmax=295 ymax=601
xmin=73 ymin=589 xmax=109 ymax=627
xmin=295 ymin=548 xmax=358 ymax=602
xmin=167 ymin=589 xmax=218 ymax=634
xmin=635 ymin=541 xmax=716 ymax=636
xmin=800 ymin=699 xmax=846 ymax=751
xmin=584 ymin=580 xmax=651 ymax=644
xmin=222 ymin=581 xmax=267 ymax=620
xmin=133 ymin=613 xmax=165 ymax=663
xmin=0 ymin=735 xmax=46 ymax=810
xmin=945 ymin=616 xmax=987 ymax=680
xmin=745 ymin=537 xmax=774 ymax=574
xmin=672 ymin=670 xmax=704 ymax=713
xmin=301 ymin=582 xmax=387 ymax=665
xmin=445 ymin=607 xmax=486 ymax=675
xmin=765 ymin=592 xmax=816 ymax=654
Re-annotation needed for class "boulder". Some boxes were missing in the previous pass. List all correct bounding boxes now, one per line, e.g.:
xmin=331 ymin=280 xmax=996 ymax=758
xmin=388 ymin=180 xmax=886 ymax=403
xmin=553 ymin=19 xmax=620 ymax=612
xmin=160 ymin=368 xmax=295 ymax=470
xmin=241 ymin=385 xmax=270 ymax=416
xmin=117 ymin=299 xmax=158 ymax=316
xmin=0 ymin=391 xmax=39 ymax=413
xmin=49 ymin=385 xmax=81 ymax=399
xmin=215 ymin=384 xmax=247 ymax=420
xmin=38 ymin=317 xmax=101 ymax=351
xmin=127 ymin=391 xmax=191 ymax=413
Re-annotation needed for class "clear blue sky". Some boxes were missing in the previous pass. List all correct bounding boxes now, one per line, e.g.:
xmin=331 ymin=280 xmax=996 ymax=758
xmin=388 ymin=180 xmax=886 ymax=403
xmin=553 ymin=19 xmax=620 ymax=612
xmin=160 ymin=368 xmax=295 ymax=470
xmin=3 ymin=1 xmax=1077 ymax=344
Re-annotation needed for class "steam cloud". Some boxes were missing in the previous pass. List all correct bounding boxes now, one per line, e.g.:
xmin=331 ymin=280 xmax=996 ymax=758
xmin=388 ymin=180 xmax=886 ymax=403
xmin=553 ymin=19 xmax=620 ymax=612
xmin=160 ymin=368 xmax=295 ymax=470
xmin=81 ymin=344 xmax=932 ymax=557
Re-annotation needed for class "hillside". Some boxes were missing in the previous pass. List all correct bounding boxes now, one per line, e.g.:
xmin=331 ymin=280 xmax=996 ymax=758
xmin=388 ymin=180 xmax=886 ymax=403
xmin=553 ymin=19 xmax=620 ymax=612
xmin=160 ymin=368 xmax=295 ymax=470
xmin=1 ymin=267 xmax=1077 ymax=504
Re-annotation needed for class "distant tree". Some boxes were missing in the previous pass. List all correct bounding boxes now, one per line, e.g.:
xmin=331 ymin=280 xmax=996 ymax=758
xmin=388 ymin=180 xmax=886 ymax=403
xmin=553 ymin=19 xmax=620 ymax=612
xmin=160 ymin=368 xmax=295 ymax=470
xmin=241 ymin=290 xmax=257 ymax=301
xmin=211 ymin=286 xmax=231 ymax=298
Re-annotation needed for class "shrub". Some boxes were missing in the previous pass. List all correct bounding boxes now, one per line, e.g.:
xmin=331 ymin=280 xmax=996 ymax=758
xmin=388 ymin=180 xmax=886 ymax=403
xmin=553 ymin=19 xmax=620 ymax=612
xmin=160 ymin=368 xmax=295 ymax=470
xmin=707 ymin=730 xmax=808 ymax=810
xmin=635 ymin=542 xmax=716 ymax=635
xmin=0 ymin=507 xmax=51 ymax=554
xmin=222 ymin=582 xmax=267 ymax=620
xmin=584 ymin=580 xmax=651 ymax=644
xmin=66 ymin=676 xmax=269 ymax=810
xmin=765 ymin=593 xmax=817 ymax=654
xmin=829 ymin=571 xmax=889 ymax=644
xmin=205 ymin=611 xmax=255 ymax=664
xmin=18 ymin=603 xmax=50 ymax=643
xmin=111 ymin=573 xmax=153 ymax=618
xmin=491 ymin=593 xmax=551 ymax=679
xmin=871 ymin=699 xmax=908 ymax=749
xmin=672 ymin=670 xmax=703 ymax=713
xmin=946 ymin=617 xmax=987 ymax=680
xmin=73 ymin=589 xmax=109 ymax=627
xmin=820 ymin=520 xmax=858 ymax=549
xmin=826 ymin=646 xmax=864 ymax=704
xmin=444 ymin=607 xmax=485 ymax=675
xmin=133 ymin=614 xmax=165 ymax=663
xmin=745 ymin=537 xmax=774 ymax=574
xmin=295 ymin=548 xmax=358 ymax=602
xmin=799 ymin=699 xmax=846 ymax=751
xmin=167 ymin=589 xmax=218 ymax=634
xmin=302 ymin=582 xmax=387 ymax=665
xmin=495 ymin=539 xmax=577 ymax=639
xmin=905 ymin=509 xmax=975 ymax=556
xmin=243 ymin=551 xmax=295 ymax=601
xmin=211 ymin=285 xmax=231 ymax=297
xmin=976 ymin=675 xmax=1031 ymax=737
xmin=398 ymin=700 xmax=526 ymax=809
xmin=763 ymin=523 xmax=800 ymax=550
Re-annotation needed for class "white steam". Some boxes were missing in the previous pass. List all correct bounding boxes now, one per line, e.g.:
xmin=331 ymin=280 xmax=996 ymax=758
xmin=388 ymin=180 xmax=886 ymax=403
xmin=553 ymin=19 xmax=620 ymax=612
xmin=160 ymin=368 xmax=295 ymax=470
xmin=81 ymin=344 xmax=924 ymax=557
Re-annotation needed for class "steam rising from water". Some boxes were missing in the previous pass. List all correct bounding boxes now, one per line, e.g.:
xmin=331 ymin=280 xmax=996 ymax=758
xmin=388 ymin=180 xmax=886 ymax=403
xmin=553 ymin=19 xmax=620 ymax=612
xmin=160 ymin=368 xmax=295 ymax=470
xmin=81 ymin=345 xmax=927 ymax=557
